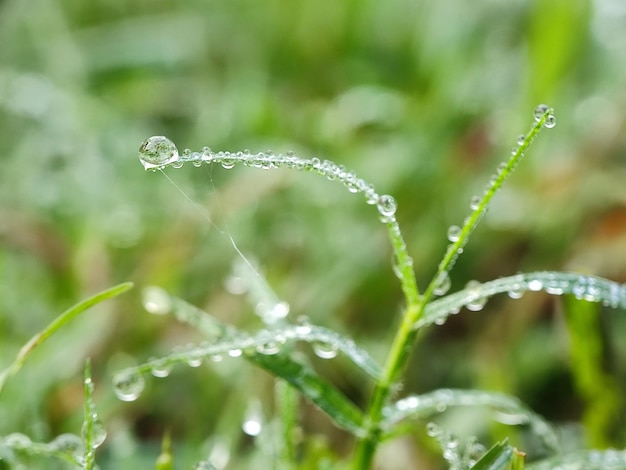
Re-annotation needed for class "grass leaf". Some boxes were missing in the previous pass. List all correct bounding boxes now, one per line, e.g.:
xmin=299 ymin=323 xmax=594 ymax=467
xmin=0 ymin=282 xmax=134 ymax=395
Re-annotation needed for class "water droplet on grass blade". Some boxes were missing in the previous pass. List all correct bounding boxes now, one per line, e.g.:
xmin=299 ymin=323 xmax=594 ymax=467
xmin=139 ymin=136 xmax=179 ymax=170
xmin=433 ymin=272 xmax=451 ymax=296
xmin=257 ymin=341 xmax=281 ymax=355
xmin=465 ymin=280 xmax=487 ymax=311
xmin=150 ymin=360 xmax=172 ymax=378
xmin=313 ymin=341 xmax=338 ymax=359
xmin=517 ymin=134 xmax=526 ymax=145
xmin=112 ymin=370 xmax=145 ymax=402
xmin=469 ymin=195 xmax=481 ymax=210
xmin=377 ymin=194 xmax=397 ymax=218
xmin=82 ymin=419 xmax=107 ymax=448
xmin=447 ymin=225 xmax=461 ymax=242
xmin=533 ymin=104 xmax=550 ymax=122
xmin=426 ymin=422 xmax=441 ymax=437
xmin=544 ymin=114 xmax=557 ymax=128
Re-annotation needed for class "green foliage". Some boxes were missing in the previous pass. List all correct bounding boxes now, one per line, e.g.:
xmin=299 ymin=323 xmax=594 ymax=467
xmin=1 ymin=1 xmax=626 ymax=469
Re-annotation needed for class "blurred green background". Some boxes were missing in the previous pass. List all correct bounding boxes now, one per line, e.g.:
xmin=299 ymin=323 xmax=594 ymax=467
xmin=1 ymin=0 xmax=625 ymax=468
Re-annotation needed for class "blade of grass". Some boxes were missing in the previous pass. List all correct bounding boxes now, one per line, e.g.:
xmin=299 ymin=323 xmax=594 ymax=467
xmin=0 ymin=282 xmax=133 ymax=395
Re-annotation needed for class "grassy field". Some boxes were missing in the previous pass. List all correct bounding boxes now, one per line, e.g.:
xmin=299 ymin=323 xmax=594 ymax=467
xmin=1 ymin=0 xmax=625 ymax=468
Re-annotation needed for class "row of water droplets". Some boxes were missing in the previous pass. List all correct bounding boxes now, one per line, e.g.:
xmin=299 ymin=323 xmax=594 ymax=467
xmin=138 ymin=136 xmax=399 ymax=224
xmin=139 ymin=136 xmax=419 ymax=309
xmin=432 ymin=105 xmax=557 ymax=299
xmin=82 ymin=370 xmax=107 ymax=461
xmin=385 ymin=388 xmax=559 ymax=453
xmin=418 ymin=271 xmax=626 ymax=329
xmin=112 ymin=306 xmax=380 ymax=402
xmin=424 ymin=422 xmax=487 ymax=470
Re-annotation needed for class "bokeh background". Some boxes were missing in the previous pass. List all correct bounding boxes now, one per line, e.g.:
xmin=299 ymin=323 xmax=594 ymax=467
xmin=1 ymin=0 xmax=626 ymax=468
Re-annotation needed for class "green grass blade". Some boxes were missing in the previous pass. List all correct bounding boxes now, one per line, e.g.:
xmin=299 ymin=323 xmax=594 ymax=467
xmin=82 ymin=359 xmax=101 ymax=470
xmin=252 ymin=352 xmax=365 ymax=436
xmin=0 ymin=282 xmax=134 ymax=395
xmin=156 ymin=290 xmax=382 ymax=379
xmin=128 ymin=291 xmax=368 ymax=435
xmin=470 ymin=439 xmax=514 ymax=470
xmin=563 ymin=295 xmax=622 ymax=447
xmin=416 ymin=271 xmax=626 ymax=329
xmin=382 ymin=389 xmax=558 ymax=453
xmin=424 ymin=106 xmax=555 ymax=301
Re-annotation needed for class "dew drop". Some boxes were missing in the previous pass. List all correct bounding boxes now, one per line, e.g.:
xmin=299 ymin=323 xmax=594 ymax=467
xmin=528 ymin=279 xmax=543 ymax=291
xmin=533 ymin=104 xmax=550 ymax=122
xmin=426 ymin=422 xmax=441 ymax=437
xmin=508 ymin=286 xmax=524 ymax=299
xmin=210 ymin=354 xmax=223 ymax=362
xmin=112 ymin=370 xmax=145 ymax=402
xmin=142 ymin=286 xmax=172 ymax=315
xmin=171 ymin=160 xmax=184 ymax=169
xmin=433 ymin=272 xmax=451 ymax=296
xmin=150 ymin=360 xmax=172 ymax=378
xmin=465 ymin=280 xmax=487 ymax=311
xmin=228 ymin=348 xmax=242 ymax=358
xmin=295 ymin=316 xmax=312 ymax=335
xmin=469 ymin=195 xmax=481 ymax=210
xmin=187 ymin=355 xmax=203 ymax=368
xmin=139 ymin=136 xmax=179 ymax=170
xmin=544 ymin=114 xmax=557 ymax=128
xmin=365 ymin=189 xmax=379 ymax=205
xmin=517 ymin=134 xmax=526 ymax=145
xmin=377 ymin=194 xmax=397 ymax=217
xmin=447 ymin=225 xmax=461 ymax=242
xmin=221 ymin=159 xmax=235 ymax=170
xmin=256 ymin=341 xmax=281 ymax=355
xmin=82 ymin=418 xmax=107 ymax=449
xmin=313 ymin=341 xmax=338 ymax=359
xmin=192 ymin=160 xmax=202 ymax=167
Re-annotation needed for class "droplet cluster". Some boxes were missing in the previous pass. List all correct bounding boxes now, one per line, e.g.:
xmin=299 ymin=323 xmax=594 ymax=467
xmin=417 ymin=271 xmax=626 ymax=329
xmin=437 ymin=105 xmax=557 ymax=277
xmin=424 ymin=422 xmax=486 ymax=470
xmin=138 ymin=137 xmax=400 ymax=224
xmin=111 ymin=321 xmax=383 ymax=403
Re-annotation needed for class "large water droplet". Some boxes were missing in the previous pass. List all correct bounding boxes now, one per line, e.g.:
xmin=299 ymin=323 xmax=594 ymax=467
xmin=82 ymin=418 xmax=107 ymax=449
xmin=544 ymin=114 xmax=557 ymax=128
xmin=139 ymin=136 xmax=179 ymax=170
xmin=533 ymin=104 xmax=550 ymax=122
xmin=447 ymin=225 xmax=461 ymax=242
xmin=142 ymin=286 xmax=172 ymax=315
xmin=112 ymin=370 xmax=145 ymax=402
xmin=377 ymin=194 xmax=397 ymax=218
xmin=433 ymin=272 xmax=451 ymax=296
xmin=465 ymin=280 xmax=487 ymax=311
xmin=313 ymin=341 xmax=338 ymax=359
